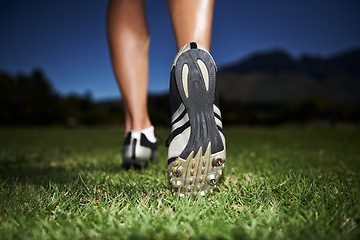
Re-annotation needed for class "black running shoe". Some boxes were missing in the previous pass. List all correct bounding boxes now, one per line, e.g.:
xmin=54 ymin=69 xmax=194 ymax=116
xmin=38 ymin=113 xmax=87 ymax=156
xmin=122 ymin=131 xmax=158 ymax=168
xmin=167 ymin=42 xmax=226 ymax=196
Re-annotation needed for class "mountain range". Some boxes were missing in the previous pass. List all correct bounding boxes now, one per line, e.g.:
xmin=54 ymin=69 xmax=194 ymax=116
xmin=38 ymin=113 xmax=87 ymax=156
xmin=217 ymin=48 xmax=360 ymax=104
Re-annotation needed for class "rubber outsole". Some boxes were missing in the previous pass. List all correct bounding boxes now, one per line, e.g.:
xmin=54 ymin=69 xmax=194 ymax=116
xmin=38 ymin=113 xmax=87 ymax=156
xmin=122 ymin=159 xmax=148 ymax=169
xmin=168 ymin=47 xmax=226 ymax=196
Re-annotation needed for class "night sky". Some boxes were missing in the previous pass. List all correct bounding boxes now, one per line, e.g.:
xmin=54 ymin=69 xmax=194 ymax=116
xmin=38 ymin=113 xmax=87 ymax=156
xmin=1 ymin=0 xmax=359 ymax=100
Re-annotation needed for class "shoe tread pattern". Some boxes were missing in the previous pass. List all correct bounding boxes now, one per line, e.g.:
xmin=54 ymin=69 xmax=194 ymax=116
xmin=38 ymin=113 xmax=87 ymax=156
xmin=168 ymin=48 xmax=226 ymax=195
xmin=174 ymin=49 xmax=224 ymax=158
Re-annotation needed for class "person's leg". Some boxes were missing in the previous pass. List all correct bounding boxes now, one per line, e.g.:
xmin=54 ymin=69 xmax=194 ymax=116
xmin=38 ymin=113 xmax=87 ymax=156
xmin=107 ymin=0 xmax=151 ymax=133
xmin=168 ymin=0 xmax=215 ymax=51
xmin=107 ymin=0 xmax=157 ymax=168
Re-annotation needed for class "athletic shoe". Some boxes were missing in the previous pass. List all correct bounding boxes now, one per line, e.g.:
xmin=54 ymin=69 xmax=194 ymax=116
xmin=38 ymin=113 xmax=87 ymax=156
xmin=122 ymin=131 xmax=158 ymax=168
xmin=167 ymin=42 xmax=226 ymax=196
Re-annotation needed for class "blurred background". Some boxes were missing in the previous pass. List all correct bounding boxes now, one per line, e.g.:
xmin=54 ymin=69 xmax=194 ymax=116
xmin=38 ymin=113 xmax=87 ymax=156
xmin=1 ymin=0 xmax=359 ymax=127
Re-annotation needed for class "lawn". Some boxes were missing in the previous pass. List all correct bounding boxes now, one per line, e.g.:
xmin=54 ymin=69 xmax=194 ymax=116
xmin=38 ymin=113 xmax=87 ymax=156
xmin=0 ymin=126 xmax=359 ymax=239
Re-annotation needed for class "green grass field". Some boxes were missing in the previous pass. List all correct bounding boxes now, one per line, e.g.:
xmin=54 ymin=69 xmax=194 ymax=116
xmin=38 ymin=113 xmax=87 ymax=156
xmin=0 ymin=126 xmax=359 ymax=239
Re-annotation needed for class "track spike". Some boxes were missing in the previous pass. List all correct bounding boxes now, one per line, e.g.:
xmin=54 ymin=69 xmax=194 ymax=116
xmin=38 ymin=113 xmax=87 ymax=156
xmin=210 ymin=179 xmax=216 ymax=185
xmin=173 ymin=185 xmax=180 ymax=192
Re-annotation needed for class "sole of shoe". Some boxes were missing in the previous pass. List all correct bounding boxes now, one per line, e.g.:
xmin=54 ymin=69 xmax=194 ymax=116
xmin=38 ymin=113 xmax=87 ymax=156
xmin=122 ymin=159 xmax=148 ymax=169
xmin=122 ymin=150 xmax=158 ymax=169
xmin=168 ymin=46 xmax=226 ymax=196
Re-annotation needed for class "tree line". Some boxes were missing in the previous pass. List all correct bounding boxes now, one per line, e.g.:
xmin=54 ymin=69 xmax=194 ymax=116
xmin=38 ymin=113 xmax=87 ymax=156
xmin=1 ymin=69 xmax=359 ymax=126
xmin=0 ymin=69 xmax=124 ymax=125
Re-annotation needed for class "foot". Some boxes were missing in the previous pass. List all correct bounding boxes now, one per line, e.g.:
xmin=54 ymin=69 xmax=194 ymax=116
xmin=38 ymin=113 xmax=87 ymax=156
xmin=167 ymin=42 xmax=226 ymax=196
xmin=122 ymin=131 xmax=158 ymax=168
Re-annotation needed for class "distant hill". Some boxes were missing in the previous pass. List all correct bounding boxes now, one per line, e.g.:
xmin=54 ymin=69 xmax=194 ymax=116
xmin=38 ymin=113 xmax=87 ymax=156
xmin=2 ymin=48 xmax=359 ymax=126
xmin=217 ymin=48 xmax=360 ymax=104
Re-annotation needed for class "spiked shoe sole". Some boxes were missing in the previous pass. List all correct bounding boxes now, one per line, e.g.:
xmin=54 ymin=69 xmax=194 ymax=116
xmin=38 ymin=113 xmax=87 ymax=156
xmin=168 ymin=46 xmax=226 ymax=196
xmin=168 ymin=143 xmax=225 ymax=196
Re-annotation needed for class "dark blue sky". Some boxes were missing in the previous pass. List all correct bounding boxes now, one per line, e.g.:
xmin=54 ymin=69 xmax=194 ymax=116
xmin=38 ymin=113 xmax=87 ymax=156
xmin=1 ymin=0 xmax=359 ymax=100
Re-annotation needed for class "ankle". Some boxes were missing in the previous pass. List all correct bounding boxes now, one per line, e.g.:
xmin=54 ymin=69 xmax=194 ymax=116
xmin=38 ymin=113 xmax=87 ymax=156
xmin=125 ymin=118 xmax=152 ymax=133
